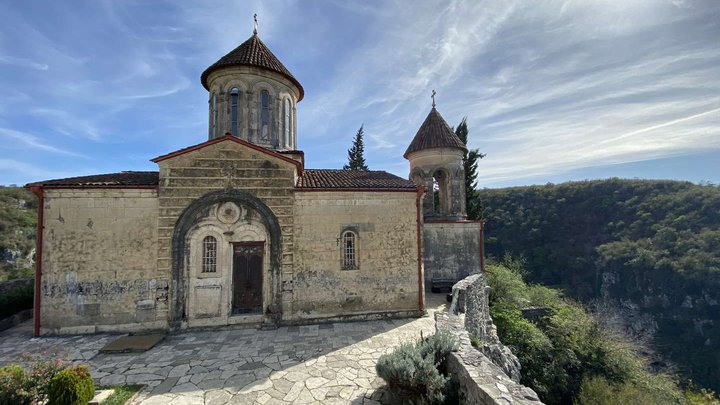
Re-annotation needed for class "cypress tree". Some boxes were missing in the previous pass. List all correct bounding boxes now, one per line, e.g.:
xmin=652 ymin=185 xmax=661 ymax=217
xmin=343 ymin=125 xmax=369 ymax=171
xmin=455 ymin=118 xmax=485 ymax=219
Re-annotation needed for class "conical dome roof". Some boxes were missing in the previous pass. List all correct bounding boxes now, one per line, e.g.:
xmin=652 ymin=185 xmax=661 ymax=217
xmin=404 ymin=108 xmax=467 ymax=158
xmin=201 ymin=34 xmax=304 ymax=100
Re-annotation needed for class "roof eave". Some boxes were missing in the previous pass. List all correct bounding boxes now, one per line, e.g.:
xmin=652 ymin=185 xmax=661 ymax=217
xmin=151 ymin=135 xmax=303 ymax=174
xmin=200 ymin=64 xmax=305 ymax=101
xmin=403 ymin=145 xmax=468 ymax=160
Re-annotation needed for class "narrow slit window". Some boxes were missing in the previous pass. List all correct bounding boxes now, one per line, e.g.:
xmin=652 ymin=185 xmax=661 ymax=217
xmin=259 ymin=90 xmax=270 ymax=140
xmin=342 ymin=231 xmax=357 ymax=270
xmin=230 ymin=88 xmax=240 ymax=136
xmin=211 ymin=93 xmax=218 ymax=139
xmin=202 ymin=236 xmax=217 ymax=273
xmin=284 ymin=98 xmax=291 ymax=148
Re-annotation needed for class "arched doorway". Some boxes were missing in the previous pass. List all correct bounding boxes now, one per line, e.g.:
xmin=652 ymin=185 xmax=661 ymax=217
xmin=170 ymin=190 xmax=282 ymax=331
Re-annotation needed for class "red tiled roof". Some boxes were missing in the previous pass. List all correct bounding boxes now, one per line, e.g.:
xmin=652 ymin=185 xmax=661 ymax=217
xmin=200 ymin=34 xmax=304 ymax=101
xmin=404 ymin=108 xmax=467 ymax=158
xmin=26 ymin=171 xmax=158 ymax=188
xmin=297 ymin=169 xmax=417 ymax=190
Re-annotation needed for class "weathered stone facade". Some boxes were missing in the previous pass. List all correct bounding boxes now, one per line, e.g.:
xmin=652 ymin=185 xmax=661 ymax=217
xmin=155 ymin=139 xmax=298 ymax=330
xmin=424 ymin=221 xmax=482 ymax=288
xmin=293 ymin=191 xmax=422 ymax=319
xmin=205 ymin=66 xmax=298 ymax=149
xmin=39 ymin=189 xmax=161 ymax=334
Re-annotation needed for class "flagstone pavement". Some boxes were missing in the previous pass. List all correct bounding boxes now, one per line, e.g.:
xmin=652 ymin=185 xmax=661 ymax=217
xmin=0 ymin=295 xmax=447 ymax=404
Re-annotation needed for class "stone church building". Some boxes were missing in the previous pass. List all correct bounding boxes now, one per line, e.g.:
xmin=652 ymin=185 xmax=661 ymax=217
xmin=26 ymin=30 xmax=483 ymax=336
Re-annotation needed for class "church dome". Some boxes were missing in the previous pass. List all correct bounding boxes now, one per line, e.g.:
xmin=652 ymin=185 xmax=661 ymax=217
xmin=403 ymin=107 xmax=467 ymax=159
xmin=200 ymin=33 xmax=304 ymax=101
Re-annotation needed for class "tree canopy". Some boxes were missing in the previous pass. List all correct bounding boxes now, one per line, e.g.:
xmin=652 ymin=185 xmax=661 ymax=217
xmin=454 ymin=118 xmax=484 ymax=219
xmin=477 ymin=179 xmax=720 ymax=392
xmin=343 ymin=125 xmax=369 ymax=171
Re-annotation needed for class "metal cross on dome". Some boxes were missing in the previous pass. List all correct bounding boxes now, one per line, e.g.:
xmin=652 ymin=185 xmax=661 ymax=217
xmin=253 ymin=14 xmax=258 ymax=35
xmin=431 ymin=89 xmax=437 ymax=108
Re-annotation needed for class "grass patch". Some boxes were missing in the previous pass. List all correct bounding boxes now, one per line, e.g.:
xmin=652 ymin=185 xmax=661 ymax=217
xmin=100 ymin=385 xmax=143 ymax=405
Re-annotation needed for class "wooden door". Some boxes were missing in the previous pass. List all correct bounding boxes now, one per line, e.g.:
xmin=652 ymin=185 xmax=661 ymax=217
xmin=232 ymin=242 xmax=264 ymax=314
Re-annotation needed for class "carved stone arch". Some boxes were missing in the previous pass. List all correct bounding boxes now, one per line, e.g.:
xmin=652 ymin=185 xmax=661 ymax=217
xmin=251 ymin=80 xmax=277 ymax=97
xmin=410 ymin=167 xmax=426 ymax=182
xmin=170 ymin=189 xmax=282 ymax=331
xmin=431 ymin=167 xmax=452 ymax=215
xmin=221 ymin=81 xmax=249 ymax=95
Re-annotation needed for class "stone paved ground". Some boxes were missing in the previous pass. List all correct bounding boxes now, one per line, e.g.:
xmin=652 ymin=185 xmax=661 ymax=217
xmin=0 ymin=295 xmax=447 ymax=404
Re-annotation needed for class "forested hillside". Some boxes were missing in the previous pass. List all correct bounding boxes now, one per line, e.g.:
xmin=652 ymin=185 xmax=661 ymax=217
xmin=0 ymin=186 xmax=36 ymax=281
xmin=477 ymin=179 xmax=720 ymax=392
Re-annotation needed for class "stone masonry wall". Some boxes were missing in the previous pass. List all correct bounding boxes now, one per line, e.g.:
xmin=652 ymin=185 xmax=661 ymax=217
xmin=157 ymin=140 xmax=297 ymax=322
xmin=292 ymin=191 xmax=422 ymax=319
xmin=40 ymin=188 xmax=160 ymax=334
xmin=423 ymin=222 xmax=481 ymax=289
xmin=436 ymin=274 xmax=543 ymax=405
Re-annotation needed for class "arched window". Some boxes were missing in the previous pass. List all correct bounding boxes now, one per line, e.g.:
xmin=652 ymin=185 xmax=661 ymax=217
xmin=259 ymin=90 xmax=270 ymax=141
xmin=283 ymin=98 xmax=291 ymax=149
xmin=202 ymin=236 xmax=217 ymax=273
xmin=432 ymin=169 xmax=449 ymax=215
xmin=211 ymin=93 xmax=218 ymax=139
xmin=341 ymin=230 xmax=358 ymax=270
xmin=230 ymin=88 xmax=240 ymax=136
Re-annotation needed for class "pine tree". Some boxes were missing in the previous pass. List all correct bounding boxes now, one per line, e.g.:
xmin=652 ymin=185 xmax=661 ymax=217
xmin=343 ymin=125 xmax=369 ymax=171
xmin=455 ymin=118 xmax=485 ymax=219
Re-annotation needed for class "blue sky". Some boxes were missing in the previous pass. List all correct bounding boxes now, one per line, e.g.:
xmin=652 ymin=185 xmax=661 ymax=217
xmin=0 ymin=0 xmax=718 ymax=188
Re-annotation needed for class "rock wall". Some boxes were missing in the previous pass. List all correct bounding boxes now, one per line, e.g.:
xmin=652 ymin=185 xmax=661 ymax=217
xmin=438 ymin=274 xmax=543 ymax=404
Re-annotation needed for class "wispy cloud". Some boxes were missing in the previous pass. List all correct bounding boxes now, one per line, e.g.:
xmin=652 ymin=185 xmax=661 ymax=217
xmin=0 ymin=0 xmax=718 ymax=186
xmin=0 ymin=159 xmax=78 ymax=184
xmin=0 ymin=128 xmax=84 ymax=157
xmin=291 ymin=0 xmax=720 ymax=185
xmin=0 ymin=55 xmax=48 ymax=71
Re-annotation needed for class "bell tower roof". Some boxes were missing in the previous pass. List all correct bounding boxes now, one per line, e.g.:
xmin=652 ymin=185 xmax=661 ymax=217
xmin=200 ymin=33 xmax=304 ymax=101
xmin=404 ymin=107 xmax=467 ymax=159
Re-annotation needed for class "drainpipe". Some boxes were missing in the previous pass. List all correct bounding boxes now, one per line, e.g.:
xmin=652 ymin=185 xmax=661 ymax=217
xmin=480 ymin=219 xmax=486 ymax=273
xmin=416 ymin=186 xmax=426 ymax=312
xmin=28 ymin=186 xmax=43 ymax=337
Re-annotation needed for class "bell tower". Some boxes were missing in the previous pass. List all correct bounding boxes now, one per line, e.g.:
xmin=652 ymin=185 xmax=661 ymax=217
xmin=404 ymin=91 xmax=468 ymax=220
xmin=200 ymin=17 xmax=303 ymax=151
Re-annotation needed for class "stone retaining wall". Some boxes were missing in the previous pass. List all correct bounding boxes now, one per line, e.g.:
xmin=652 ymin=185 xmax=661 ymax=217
xmin=437 ymin=274 xmax=544 ymax=405
xmin=0 ymin=309 xmax=32 ymax=332
xmin=0 ymin=278 xmax=33 ymax=296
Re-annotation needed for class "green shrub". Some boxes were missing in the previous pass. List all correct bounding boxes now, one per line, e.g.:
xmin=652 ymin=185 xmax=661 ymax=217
xmin=376 ymin=331 xmax=458 ymax=404
xmin=376 ymin=343 xmax=447 ymax=404
xmin=0 ymin=283 xmax=33 ymax=319
xmin=48 ymin=365 xmax=95 ymax=405
xmin=490 ymin=307 xmax=557 ymax=399
xmin=486 ymin=262 xmax=529 ymax=310
xmin=576 ymin=375 xmax=677 ymax=405
xmin=487 ymin=260 xmax=686 ymax=404
xmin=418 ymin=329 xmax=458 ymax=368
xmin=0 ymin=364 xmax=33 ymax=405
xmin=98 ymin=385 xmax=143 ymax=405
xmin=26 ymin=358 xmax=68 ymax=403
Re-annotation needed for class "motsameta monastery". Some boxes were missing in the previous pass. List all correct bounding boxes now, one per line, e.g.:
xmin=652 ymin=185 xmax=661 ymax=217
xmin=25 ymin=27 xmax=483 ymax=336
